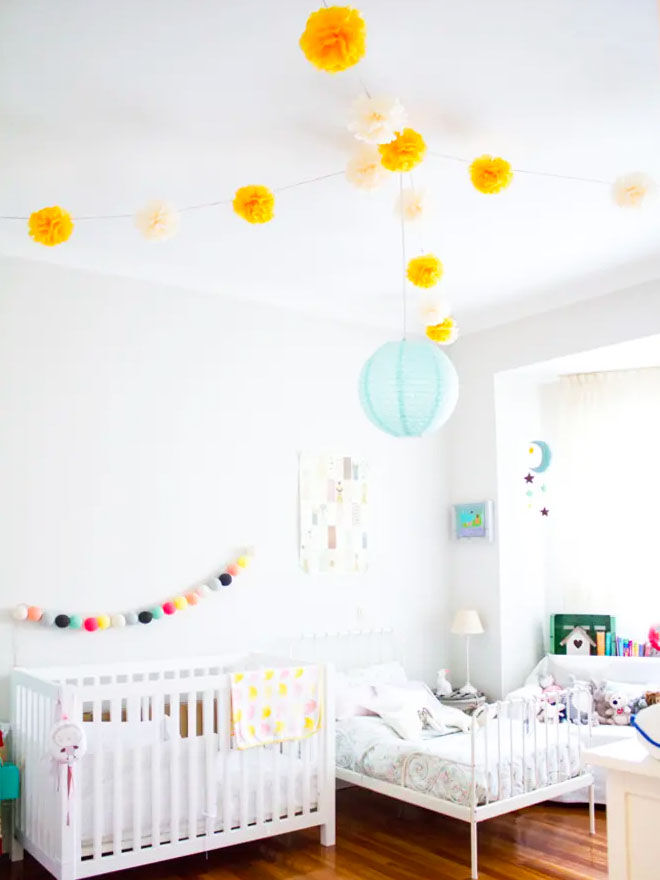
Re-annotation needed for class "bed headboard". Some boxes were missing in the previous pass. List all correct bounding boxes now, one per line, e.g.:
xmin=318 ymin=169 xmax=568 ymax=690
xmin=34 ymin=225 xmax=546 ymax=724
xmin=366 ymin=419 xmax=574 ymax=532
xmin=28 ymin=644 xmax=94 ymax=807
xmin=291 ymin=628 xmax=399 ymax=671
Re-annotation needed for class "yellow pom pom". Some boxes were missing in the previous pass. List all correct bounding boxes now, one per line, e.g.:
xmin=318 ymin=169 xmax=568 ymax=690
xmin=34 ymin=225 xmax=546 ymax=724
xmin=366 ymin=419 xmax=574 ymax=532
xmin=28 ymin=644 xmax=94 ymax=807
xmin=378 ymin=128 xmax=426 ymax=172
xmin=469 ymin=155 xmax=513 ymax=194
xmin=28 ymin=206 xmax=74 ymax=246
xmin=233 ymin=185 xmax=275 ymax=224
xmin=237 ymin=555 xmax=249 ymax=568
xmin=97 ymin=614 xmax=111 ymax=630
xmin=174 ymin=596 xmax=188 ymax=610
xmin=299 ymin=6 xmax=366 ymax=73
xmin=426 ymin=317 xmax=459 ymax=345
xmin=407 ymin=254 xmax=443 ymax=288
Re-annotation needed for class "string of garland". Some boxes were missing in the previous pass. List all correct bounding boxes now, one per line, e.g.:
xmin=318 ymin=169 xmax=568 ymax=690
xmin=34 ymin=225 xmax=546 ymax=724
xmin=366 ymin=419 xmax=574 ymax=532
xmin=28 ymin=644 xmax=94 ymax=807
xmin=11 ymin=552 xmax=252 ymax=632
xmin=2 ymin=4 xmax=656 ymax=337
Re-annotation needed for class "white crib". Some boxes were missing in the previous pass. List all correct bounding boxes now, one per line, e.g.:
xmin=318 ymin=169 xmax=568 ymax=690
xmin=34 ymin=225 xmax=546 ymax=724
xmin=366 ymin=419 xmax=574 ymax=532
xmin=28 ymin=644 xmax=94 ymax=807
xmin=10 ymin=653 xmax=335 ymax=880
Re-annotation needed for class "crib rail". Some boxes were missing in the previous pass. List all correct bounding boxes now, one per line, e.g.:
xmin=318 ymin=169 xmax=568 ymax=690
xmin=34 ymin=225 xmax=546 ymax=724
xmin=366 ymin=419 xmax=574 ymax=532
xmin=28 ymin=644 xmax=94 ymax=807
xmin=11 ymin=658 xmax=334 ymax=880
xmin=469 ymin=686 xmax=594 ymax=813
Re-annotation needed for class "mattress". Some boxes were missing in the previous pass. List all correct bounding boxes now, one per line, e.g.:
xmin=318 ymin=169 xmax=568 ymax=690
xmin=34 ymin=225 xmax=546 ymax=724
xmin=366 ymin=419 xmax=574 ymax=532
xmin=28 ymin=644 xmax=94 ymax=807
xmin=72 ymin=737 xmax=318 ymax=851
xmin=336 ymin=716 xmax=585 ymax=806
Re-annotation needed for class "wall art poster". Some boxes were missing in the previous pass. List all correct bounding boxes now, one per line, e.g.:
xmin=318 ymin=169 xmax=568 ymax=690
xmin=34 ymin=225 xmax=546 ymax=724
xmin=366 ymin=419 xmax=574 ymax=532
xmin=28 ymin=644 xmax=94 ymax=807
xmin=299 ymin=453 xmax=368 ymax=574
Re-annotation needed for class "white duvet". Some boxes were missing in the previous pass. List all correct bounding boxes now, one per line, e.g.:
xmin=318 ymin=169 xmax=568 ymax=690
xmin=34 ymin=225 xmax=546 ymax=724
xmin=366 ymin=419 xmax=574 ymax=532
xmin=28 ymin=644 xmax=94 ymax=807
xmin=336 ymin=715 xmax=585 ymax=806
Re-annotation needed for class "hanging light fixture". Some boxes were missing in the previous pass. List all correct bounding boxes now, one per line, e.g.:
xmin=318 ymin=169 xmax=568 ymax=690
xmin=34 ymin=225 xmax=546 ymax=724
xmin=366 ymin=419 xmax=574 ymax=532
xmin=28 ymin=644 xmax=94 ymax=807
xmin=358 ymin=176 xmax=459 ymax=437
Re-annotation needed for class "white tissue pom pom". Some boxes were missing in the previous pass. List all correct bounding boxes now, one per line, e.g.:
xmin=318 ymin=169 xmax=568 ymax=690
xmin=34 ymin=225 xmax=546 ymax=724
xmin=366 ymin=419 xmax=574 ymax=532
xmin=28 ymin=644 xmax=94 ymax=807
xmin=134 ymin=200 xmax=180 ymax=241
xmin=396 ymin=187 xmax=429 ymax=223
xmin=12 ymin=604 xmax=28 ymax=621
xmin=347 ymin=95 xmax=407 ymax=145
xmin=125 ymin=611 xmax=139 ymax=625
xmin=111 ymin=613 xmax=126 ymax=628
xmin=419 ymin=293 xmax=451 ymax=327
xmin=346 ymin=145 xmax=389 ymax=191
xmin=612 ymin=173 xmax=657 ymax=208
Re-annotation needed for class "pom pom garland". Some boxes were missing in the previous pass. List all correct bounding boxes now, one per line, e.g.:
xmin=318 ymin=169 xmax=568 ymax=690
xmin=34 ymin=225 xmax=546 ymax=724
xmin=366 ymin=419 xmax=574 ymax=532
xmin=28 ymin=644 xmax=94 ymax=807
xmin=345 ymin=145 xmax=389 ymax=191
xmin=28 ymin=206 xmax=74 ymax=246
xmin=425 ymin=316 xmax=459 ymax=345
xmin=347 ymin=95 xmax=407 ymax=145
xmin=233 ymin=186 xmax=275 ymax=224
xmin=407 ymin=254 xmax=444 ymax=288
xmin=12 ymin=604 xmax=28 ymax=621
xmin=378 ymin=128 xmax=426 ymax=172
xmin=469 ymin=155 xmax=513 ymax=194
xmin=10 ymin=551 xmax=251 ymax=632
xmin=134 ymin=200 xmax=180 ymax=241
xmin=299 ymin=6 xmax=367 ymax=73
xmin=418 ymin=293 xmax=451 ymax=327
xmin=396 ymin=187 xmax=428 ymax=223
xmin=612 ymin=173 xmax=657 ymax=208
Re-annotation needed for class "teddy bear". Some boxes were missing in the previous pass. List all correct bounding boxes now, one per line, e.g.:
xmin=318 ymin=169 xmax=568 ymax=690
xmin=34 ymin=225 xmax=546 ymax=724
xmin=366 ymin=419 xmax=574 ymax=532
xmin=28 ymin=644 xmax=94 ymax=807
xmin=645 ymin=691 xmax=660 ymax=706
xmin=537 ymin=673 xmax=565 ymax=723
xmin=600 ymin=692 xmax=632 ymax=726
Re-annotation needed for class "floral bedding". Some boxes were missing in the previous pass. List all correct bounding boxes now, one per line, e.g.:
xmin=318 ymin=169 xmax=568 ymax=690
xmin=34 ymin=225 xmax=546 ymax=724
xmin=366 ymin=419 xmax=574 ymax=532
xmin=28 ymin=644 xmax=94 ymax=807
xmin=336 ymin=715 xmax=584 ymax=806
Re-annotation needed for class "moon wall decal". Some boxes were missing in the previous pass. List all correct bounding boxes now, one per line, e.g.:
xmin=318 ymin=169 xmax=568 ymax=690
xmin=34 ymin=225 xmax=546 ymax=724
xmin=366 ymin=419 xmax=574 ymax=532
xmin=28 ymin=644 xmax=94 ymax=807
xmin=529 ymin=440 xmax=552 ymax=473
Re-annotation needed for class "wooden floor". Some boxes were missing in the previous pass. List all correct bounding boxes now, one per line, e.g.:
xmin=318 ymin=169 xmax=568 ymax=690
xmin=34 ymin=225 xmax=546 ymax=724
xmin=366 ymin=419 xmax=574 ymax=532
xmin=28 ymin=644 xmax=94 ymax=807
xmin=9 ymin=787 xmax=607 ymax=880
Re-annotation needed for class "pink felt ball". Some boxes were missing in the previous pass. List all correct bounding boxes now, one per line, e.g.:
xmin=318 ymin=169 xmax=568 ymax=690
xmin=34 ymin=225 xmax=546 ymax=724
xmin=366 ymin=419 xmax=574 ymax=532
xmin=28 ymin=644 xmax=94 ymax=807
xmin=27 ymin=605 xmax=43 ymax=622
xmin=84 ymin=617 xmax=99 ymax=632
xmin=226 ymin=563 xmax=239 ymax=577
xmin=185 ymin=591 xmax=199 ymax=606
xmin=162 ymin=601 xmax=176 ymax=615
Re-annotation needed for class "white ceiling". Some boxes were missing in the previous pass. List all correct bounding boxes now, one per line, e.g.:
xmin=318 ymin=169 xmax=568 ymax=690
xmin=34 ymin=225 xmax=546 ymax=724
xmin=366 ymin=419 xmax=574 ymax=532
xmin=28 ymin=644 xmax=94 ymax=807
xmin=1 ymin=0 xmax=660 ymax=333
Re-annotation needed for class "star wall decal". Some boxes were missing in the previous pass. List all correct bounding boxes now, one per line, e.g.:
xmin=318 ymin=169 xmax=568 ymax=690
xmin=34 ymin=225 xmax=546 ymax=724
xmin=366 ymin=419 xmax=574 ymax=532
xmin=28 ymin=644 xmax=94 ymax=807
xmin=524 ymin=473 xmax=534 ymax=483
xmin=540 ymin=507 xmax=549 ymax=516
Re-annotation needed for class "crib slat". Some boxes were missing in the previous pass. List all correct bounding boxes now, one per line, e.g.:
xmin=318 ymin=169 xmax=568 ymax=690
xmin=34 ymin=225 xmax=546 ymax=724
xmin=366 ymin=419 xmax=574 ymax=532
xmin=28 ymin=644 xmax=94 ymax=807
xmin=272 ymin=743 xmax=281 ymax=824
xmin=287 ymin=739 xmax=296 ymax=818
xmin=483 ymin=707 xmax=490 ymax=805
xmin=151 ymin=690 xmax=163 ymax=849
xmin=203 ymin=688 xmax=215 ymax=838
xmin=111 ymin=696 xmax=123 ymax=856
xmin=187 ymin=692 xmax=199 ymax=840
xmin=221 ymin=684 xmax=232 ymax=832
xmin=509 ymin=702 xmax=514 ymax=797
xmin=497 ymin=702 xmax=502 ymax=801
xmin=521 ymin=699 xmax=527 ymax=795
xmin=532 ymin=699 xmax=538 ymax=790
xmin=256 ymin=744 xmax=265 ymax=826
xmin=170 ymin=688 xmax=181 ymax=843
xmin=239 ymin=738 xmax=249 ymax=828
xmin=302 ymin=737 xmax=311 ymax=815
xmin=93 ymin=681 xmax=103 ymax=862
xmin=129 ymin=694 xmax=142 ymax=852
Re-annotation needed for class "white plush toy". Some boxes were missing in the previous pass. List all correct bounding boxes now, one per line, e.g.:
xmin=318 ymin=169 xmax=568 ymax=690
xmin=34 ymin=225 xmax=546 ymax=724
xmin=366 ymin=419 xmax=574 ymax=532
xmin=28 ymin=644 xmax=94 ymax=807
xmin=48 ymin=719 xmax=87 ymax=764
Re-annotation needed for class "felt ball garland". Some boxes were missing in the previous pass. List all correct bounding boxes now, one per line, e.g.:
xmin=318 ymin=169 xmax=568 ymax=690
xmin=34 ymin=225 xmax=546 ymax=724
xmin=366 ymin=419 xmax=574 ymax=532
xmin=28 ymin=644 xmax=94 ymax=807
xmin=11 ymin=552 xmax=251 ymax=633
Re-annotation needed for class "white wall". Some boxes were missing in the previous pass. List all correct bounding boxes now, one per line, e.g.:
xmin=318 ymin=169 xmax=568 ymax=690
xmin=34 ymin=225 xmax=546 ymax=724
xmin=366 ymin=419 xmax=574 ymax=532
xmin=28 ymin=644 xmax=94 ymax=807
xmin=0 ymin=256 xmax=452 ymax=717
xmin=447 ymin=280 xmax=660 ymax=698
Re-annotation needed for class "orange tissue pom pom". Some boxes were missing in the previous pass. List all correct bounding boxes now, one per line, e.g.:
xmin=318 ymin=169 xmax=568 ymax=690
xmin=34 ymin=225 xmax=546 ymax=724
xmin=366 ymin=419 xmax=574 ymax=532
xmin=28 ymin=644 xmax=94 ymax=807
xmin=299 ymin=6 xmax=366 ymax=73
xmin=28 ymin=206 xmax=74 ymax=246
xmin=426 ymin=317 xmax=459 ymax=345
xmin=469 ymin=155 xmax=513 ymax=194
xmin=406 ymin=254 xmax=443 ymax=288
xmin=233 ymin=185 xmax=275 ymax=224
xmin=378 ymin=128 xmax=426 ymax=172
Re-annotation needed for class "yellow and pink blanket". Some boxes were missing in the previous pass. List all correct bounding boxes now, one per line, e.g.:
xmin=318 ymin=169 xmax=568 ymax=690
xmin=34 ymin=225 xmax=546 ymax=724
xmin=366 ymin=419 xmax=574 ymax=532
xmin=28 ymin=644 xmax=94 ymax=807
xmin=230 ymin=665 xmax=322 ymax=749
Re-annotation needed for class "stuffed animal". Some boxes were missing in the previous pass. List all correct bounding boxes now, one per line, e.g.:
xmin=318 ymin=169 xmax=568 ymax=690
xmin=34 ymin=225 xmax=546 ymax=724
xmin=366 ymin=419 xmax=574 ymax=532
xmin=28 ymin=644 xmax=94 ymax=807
xmin=646 ymin=691 xmax=660 ymax=706
xmin=601 ymin=692 xmax=632 ymax=726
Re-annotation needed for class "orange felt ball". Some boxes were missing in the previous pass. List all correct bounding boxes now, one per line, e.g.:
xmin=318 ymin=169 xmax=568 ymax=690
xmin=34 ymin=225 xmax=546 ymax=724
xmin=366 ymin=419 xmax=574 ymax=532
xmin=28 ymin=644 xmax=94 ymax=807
xmin=226 ymin=563 xmax=239 ymax=577
xmin=185 ymin=591 xmax=199 ymax=606
xmin=27 ymin=605 xmax=43 ymax=622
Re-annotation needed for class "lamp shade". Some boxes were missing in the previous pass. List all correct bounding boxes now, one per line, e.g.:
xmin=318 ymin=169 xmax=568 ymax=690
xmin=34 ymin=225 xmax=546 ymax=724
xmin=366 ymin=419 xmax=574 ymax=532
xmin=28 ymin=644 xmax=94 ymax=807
xmin=359 ymin=339 xmax=459 ymax=437
xmin=451 ymin=609 xmax=484 ymax=635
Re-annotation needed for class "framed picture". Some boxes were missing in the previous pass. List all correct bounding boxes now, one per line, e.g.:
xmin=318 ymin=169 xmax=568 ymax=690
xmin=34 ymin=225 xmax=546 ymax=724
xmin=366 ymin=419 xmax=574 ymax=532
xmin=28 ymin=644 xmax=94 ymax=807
xmin=452 ymin=501 xmax=493 ymax=541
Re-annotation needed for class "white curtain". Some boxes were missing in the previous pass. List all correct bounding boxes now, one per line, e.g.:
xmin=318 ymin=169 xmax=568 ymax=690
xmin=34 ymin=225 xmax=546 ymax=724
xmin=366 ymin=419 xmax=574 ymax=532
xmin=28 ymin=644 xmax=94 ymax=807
xmin=553 ymin=367 xmax=660 ymax=640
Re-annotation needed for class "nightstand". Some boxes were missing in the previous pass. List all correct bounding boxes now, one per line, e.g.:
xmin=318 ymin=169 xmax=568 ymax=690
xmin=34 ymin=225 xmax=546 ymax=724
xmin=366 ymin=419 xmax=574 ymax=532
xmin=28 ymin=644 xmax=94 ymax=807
xmin=435 ymin=691 xmax=486 ymax=715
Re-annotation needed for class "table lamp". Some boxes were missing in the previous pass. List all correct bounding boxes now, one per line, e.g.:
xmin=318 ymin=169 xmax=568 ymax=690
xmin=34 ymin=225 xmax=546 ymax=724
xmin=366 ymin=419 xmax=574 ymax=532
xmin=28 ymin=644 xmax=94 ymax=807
xmin=451 ymin=609 xmax=484 ymax=695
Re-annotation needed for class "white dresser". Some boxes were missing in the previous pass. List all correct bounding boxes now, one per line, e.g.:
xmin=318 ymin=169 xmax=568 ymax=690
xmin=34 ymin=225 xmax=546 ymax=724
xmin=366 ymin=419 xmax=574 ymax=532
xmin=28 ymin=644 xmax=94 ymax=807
xmin=584 ymin=739 xmax=660 ymax=880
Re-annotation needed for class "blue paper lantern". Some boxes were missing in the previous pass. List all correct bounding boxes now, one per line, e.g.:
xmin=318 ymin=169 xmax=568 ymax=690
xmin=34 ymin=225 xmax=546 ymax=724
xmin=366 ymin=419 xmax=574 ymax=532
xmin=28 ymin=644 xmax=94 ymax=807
xmin=359 ymin=339 xmax=459 ymax=437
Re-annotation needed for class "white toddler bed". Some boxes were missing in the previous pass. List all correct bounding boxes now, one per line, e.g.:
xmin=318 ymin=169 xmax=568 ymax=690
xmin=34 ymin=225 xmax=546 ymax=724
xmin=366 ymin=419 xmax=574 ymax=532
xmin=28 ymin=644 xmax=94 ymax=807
xmin=299 ymin=630 xmax=595 ymax=880
xmin=10 ymin=653 xmax=335 ymax=880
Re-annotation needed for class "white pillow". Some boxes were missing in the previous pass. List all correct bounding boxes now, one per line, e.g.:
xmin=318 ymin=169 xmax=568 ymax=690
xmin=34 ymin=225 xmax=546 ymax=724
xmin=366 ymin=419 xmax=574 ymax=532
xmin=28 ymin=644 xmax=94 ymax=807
xmin=379 ymin=705 xmax=424 ymax=740
xmin=372 ymin=681 xmax=471 ymax=734
xmin=335 ymin=677 xmax=377 ymax=720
